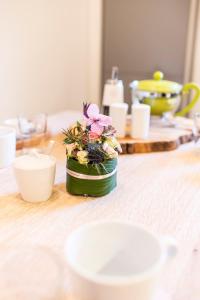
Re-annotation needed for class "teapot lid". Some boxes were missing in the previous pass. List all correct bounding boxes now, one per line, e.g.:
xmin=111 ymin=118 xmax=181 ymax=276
xmin=137 ymin=71 xmax=182 ymax=94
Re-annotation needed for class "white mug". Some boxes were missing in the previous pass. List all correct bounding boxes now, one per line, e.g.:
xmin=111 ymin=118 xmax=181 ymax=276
xmin=0 ymin=126 xmax=16 ymax=168
xmin=65 ymin=221 xmax=177 ymax=300
xmin=13 ymin=154 xmax=56 ymax=203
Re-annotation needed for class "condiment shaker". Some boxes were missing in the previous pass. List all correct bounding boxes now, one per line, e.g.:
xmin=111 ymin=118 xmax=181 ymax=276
xmin=102 ymin=67 xmax=124 ymax=115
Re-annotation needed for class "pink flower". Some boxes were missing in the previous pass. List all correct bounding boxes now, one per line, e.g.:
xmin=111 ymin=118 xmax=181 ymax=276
xmin=83 ymin=103 xmax=112 ymax=135
xmin=89 ymin=131 xmax=100 ymax=141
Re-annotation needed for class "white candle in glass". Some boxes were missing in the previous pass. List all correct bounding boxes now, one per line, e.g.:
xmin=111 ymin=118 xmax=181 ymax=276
xmin=110 ymin=103 xmax=128 ymax=138
xmin=131 ymin=103 xmax=150 ymax=139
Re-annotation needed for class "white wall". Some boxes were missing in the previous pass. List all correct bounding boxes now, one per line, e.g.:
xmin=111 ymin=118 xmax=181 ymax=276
xmin=0 ymin=0 xmax=102 ymax=121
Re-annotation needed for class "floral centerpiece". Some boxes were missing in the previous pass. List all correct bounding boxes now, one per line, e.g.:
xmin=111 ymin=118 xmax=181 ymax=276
xmin=63 ymin=103 xmax=122 ymax=196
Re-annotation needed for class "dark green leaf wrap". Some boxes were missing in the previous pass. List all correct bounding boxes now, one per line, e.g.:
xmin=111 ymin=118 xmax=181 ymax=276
xmin=66 ymin=158 xmax=117 ymax=197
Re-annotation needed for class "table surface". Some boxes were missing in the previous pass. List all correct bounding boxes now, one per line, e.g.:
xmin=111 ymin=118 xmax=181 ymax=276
xmin=0 ymin=111 xmax=200 ymax=300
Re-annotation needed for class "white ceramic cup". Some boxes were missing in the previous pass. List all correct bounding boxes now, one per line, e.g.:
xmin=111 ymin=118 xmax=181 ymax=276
xmin=65 ymin=221 xmax=177 ymax=300
xmin=110 ymin=103 xmax=128 ymax=138
xmin=0 ymin=126 xmax=16 ymax=168
xmin=13 ymin=154 xmax=56 ymax=203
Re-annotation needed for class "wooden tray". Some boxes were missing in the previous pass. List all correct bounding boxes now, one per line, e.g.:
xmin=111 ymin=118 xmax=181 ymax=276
xmin=119 ymin=117 xmax=194 ymax=154
xmin=16 ymin=133 xmax=50 ymax=151
xmin=16 ymin=117 xmax=194 ymax=154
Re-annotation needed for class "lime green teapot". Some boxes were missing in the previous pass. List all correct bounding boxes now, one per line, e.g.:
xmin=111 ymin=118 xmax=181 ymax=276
xmin=130 ymin=71 xmax=200 ymax=116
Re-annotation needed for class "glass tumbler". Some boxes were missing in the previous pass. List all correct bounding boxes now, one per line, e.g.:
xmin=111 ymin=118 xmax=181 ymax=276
xmin=18 ymin=113 xmax=47 ymax=152
xmin=193 ymin=112 xmax=200 ymax=143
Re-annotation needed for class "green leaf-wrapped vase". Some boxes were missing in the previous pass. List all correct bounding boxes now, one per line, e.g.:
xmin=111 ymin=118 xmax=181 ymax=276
xmin=66 ymin=158 xmax=117 ymax=197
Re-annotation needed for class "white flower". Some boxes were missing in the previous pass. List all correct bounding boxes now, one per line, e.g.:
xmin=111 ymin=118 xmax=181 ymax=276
xmin=66 ymin=143 xmax=76 ymax=156
xmin=104 ymin=137 xmax=122 ymax=153
xmin=103 ymin=142 xmax=109 ymax=152
xmin=75 ymin=142 xmax=83 ymax=151
xmin=77 ymin=150 xmax=88 ymax=165
xmin=103 ymin=142 xmax=118 ymax=158
xmin=77 ymin=150 xmax=88 ymax=158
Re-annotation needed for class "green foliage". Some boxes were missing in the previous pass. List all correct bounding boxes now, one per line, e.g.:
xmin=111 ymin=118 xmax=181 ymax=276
xmin=63 ymin=122 xmax=88 ymax=149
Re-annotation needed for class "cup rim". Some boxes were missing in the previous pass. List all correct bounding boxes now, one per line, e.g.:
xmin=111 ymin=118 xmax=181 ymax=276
xmin=65 ymin=220 xmax=167 ymax=286
xmin=0 ymin=126 xmax=16 ymax=138
xmin=13 ymin=154 xmax=56 ymax=171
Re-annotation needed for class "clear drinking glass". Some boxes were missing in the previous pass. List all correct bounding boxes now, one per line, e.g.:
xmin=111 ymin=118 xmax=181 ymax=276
xmin=18 ymin=113 xmax=47 ymax=152
xmin=161 ymin=112 xmax=177 ymax=127
xmin=193 ymin=112 xmax=200 ymax=143
xmin=0 ymin=245 xmax=65 ymax=300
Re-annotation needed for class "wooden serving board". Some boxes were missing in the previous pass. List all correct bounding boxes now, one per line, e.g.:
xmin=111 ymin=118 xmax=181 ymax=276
xmin=16 ymin=133 xmax=50 ymax=151
xmin=119 ymin=117 xmax=194 ymax=154
xmin=15 ymin=113 xmax=194 ymax=154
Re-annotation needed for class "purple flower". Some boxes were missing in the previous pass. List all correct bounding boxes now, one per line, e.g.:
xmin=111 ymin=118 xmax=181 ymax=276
xmin=83 ymin=103 xmax=112 ymax=135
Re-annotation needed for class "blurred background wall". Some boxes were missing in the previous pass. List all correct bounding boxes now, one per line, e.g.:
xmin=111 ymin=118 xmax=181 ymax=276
xmin=0 ymin=0 xmax=102 ymax=120
xmin=1 ymin=0 xmax=200 ymax=120
xmin=103 ymin=0 xmax=191 ymax=104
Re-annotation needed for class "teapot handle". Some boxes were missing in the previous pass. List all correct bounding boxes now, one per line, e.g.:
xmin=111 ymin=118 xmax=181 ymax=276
xmin=176 ymin=82 xmax=200 ymax=117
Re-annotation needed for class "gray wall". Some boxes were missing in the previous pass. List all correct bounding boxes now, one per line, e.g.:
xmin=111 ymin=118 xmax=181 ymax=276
xmin=103 ymin=0 xmax=190 ymax=104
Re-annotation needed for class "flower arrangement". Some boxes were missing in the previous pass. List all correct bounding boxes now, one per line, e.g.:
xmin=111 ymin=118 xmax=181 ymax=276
xmin=63 ymin=103 xmax=121 ymax=197
xmin=63 ymin=103 xmax=122 ymax=169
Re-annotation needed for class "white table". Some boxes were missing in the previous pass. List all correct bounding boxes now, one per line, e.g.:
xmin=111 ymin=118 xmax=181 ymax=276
xmin=0 ymin=111 xmax=200 ymax=299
